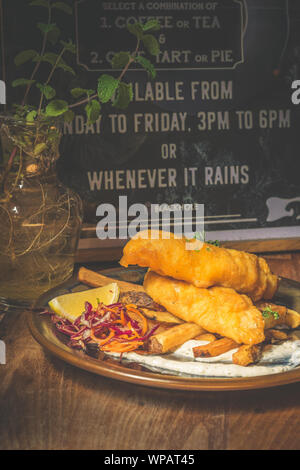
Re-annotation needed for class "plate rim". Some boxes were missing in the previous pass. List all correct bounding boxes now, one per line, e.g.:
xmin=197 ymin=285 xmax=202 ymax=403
xmin=27 ymin=267 xmax=300 ymax=392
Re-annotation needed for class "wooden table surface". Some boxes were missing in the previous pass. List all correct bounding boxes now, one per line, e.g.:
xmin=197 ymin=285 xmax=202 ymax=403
xmin=1 ymin=253 xmax=300 ymax=451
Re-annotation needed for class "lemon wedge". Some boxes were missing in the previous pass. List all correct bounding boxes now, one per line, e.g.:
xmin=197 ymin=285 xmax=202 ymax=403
xmin=48 ymin=283 xmax=120 ymax=322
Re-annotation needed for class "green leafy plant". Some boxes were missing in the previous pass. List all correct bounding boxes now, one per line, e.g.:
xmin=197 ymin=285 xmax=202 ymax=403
xmin=0 ymin=1 xmax=161 ymax=298
xmin=0 ymin=0 xmax=160 ymax=195
xmin=12 ymin=0 xmax=160 ymax=124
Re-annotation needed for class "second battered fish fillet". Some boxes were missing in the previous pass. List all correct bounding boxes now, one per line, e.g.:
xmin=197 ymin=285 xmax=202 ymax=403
xmin=144 ymin=270 xmax=265 ymax=345
xmin=120 ymin=230 xmax=278 ymax=301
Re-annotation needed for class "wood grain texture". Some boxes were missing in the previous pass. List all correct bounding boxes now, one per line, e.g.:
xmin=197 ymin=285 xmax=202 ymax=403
xmin=1 ymin=254 xmax=300 ymax=450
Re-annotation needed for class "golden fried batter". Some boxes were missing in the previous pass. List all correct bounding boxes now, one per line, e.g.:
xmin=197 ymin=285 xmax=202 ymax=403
xmin=144 ymin=270 xmax=265 ymax=345
xmin=120 ymin=230 xmax=278 ymax=301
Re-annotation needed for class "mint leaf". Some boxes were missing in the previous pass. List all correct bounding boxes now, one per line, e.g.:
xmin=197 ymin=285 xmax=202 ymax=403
xmin=52 ymin=2 xmax=73 ymax=15
xmin=26 ymin=110 xmax=38 ymax=122
xmin=142 ymin=35 xmax=160 ymax=56
xmin=60 ymin=39 xmax=76 ymax=54
xmin=37 ymin=22 xmax=57 ymax=34
xmin=111 ymin=52 xmax=131 ymax=69
xmin=97 ymin=74 xmax=119 ymax=103
xmin=40 ymin=52 xmax=59 ymax=65
xmin=71 ymin=88 xmax=95 ymax=98
xmin=13 ymin=104 xmax=31 ymax=118
xmin=85 ymin=89 xmax=96 ymax=97
xmin=34 ymin=142 xmax=47 ymax=156
xmin=45 ymin=99 xmax=69 ymax=116
xmin=34 ymin=53 xmax=75 ymax=75
xmin=33 ymin=52 xmax=57 ymax=65
xmin=113 ymin=82 xmax=133 ymax=109
xmin=142 ymin=19 xmax=160 ymax=32
xmin=57 ymin=62 xmax=75 ymax=75
xmin=63 ymin=109 xmax=75 ymax=123
xmin=12 ymin=78 xmax=36 ymax=87
xmin=127 ymin=22 xmax=144 ymax=39
xmin=14 ymin=49 xmax=38 ymax=66
xmin=85 ymin=100 xmax=101 ymax=123
xmin=36 ymin=83 xmax=56 ymax=100
xmin=48 ymin=25 xmax=61 ymax=45
xmin=136 ymin=56 xmax=156 ymax=79
xmin=70 ymin=88 xmax=86 ymax=98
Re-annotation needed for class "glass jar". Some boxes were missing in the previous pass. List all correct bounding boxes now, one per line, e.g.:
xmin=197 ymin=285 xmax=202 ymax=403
xmin=0 ymin=116 xmax=83 ymax=308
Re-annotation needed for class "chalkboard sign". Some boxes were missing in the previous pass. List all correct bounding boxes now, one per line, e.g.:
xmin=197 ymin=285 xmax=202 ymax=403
xmin=1 ymin=0 xmax=300 ymax=256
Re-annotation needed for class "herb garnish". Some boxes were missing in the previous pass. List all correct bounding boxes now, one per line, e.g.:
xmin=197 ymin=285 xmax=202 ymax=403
xmin=261 ymin=306 xmax=280 ymax=320
xmin=207 ymin=240 xmax=220 ymax=247
xmin=185 ymin=231 xmax=220 ymax=251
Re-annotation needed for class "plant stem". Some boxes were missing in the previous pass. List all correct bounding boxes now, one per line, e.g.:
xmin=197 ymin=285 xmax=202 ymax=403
xmin=0 ymin=146 xmax=18 ymax=193
xmin=68 ymin=93 xmax=97 ymax=109
xmin=3 ymin=1 xmax=52 ymax=193
xmin=46 ymin=47 xmax=67 ymax=86
xmin=22 ymin=0 xmax=52 ymax=106
xmin=120 ymin=37 xmax=141 ymax=81
xmin=37 ymin=46 xmax=67 ymax=116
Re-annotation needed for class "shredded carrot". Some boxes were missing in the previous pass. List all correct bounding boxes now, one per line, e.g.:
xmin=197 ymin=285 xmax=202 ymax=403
xmin=120 ymin=308 xmax=126 ymax=326
xmin=126 ymin=305 xmax=148 ymax=336
xmin=90 ymin=304 xmax=148 ymax=354
xmin=126 ymin=321 xmax=140 ymax=338
xmin=90 ymin=329 xmax=115 ymax=346
xmin=103 ymin=306 xmax=120 ymax=314
xmin=111 ymin=319 xmax=122 ymax=325
xmin=53 ymin=301 xmax=158 ymax=357
xmin=117 ymin=333 xmax=131 ymax=340
xmin=102 ymin=341 xmax=143 ymax=353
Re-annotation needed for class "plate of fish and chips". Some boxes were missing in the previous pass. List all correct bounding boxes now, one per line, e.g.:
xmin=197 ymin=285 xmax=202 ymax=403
xmin=28 ymin=231 xmax=300 ymax=391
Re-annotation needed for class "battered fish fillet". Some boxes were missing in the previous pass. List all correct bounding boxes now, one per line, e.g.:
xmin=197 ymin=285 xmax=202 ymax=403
xmin=144 ymin=270 xmax=265 ymax=345
xmin=120 ymin=230 xmax=278 ymax=301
